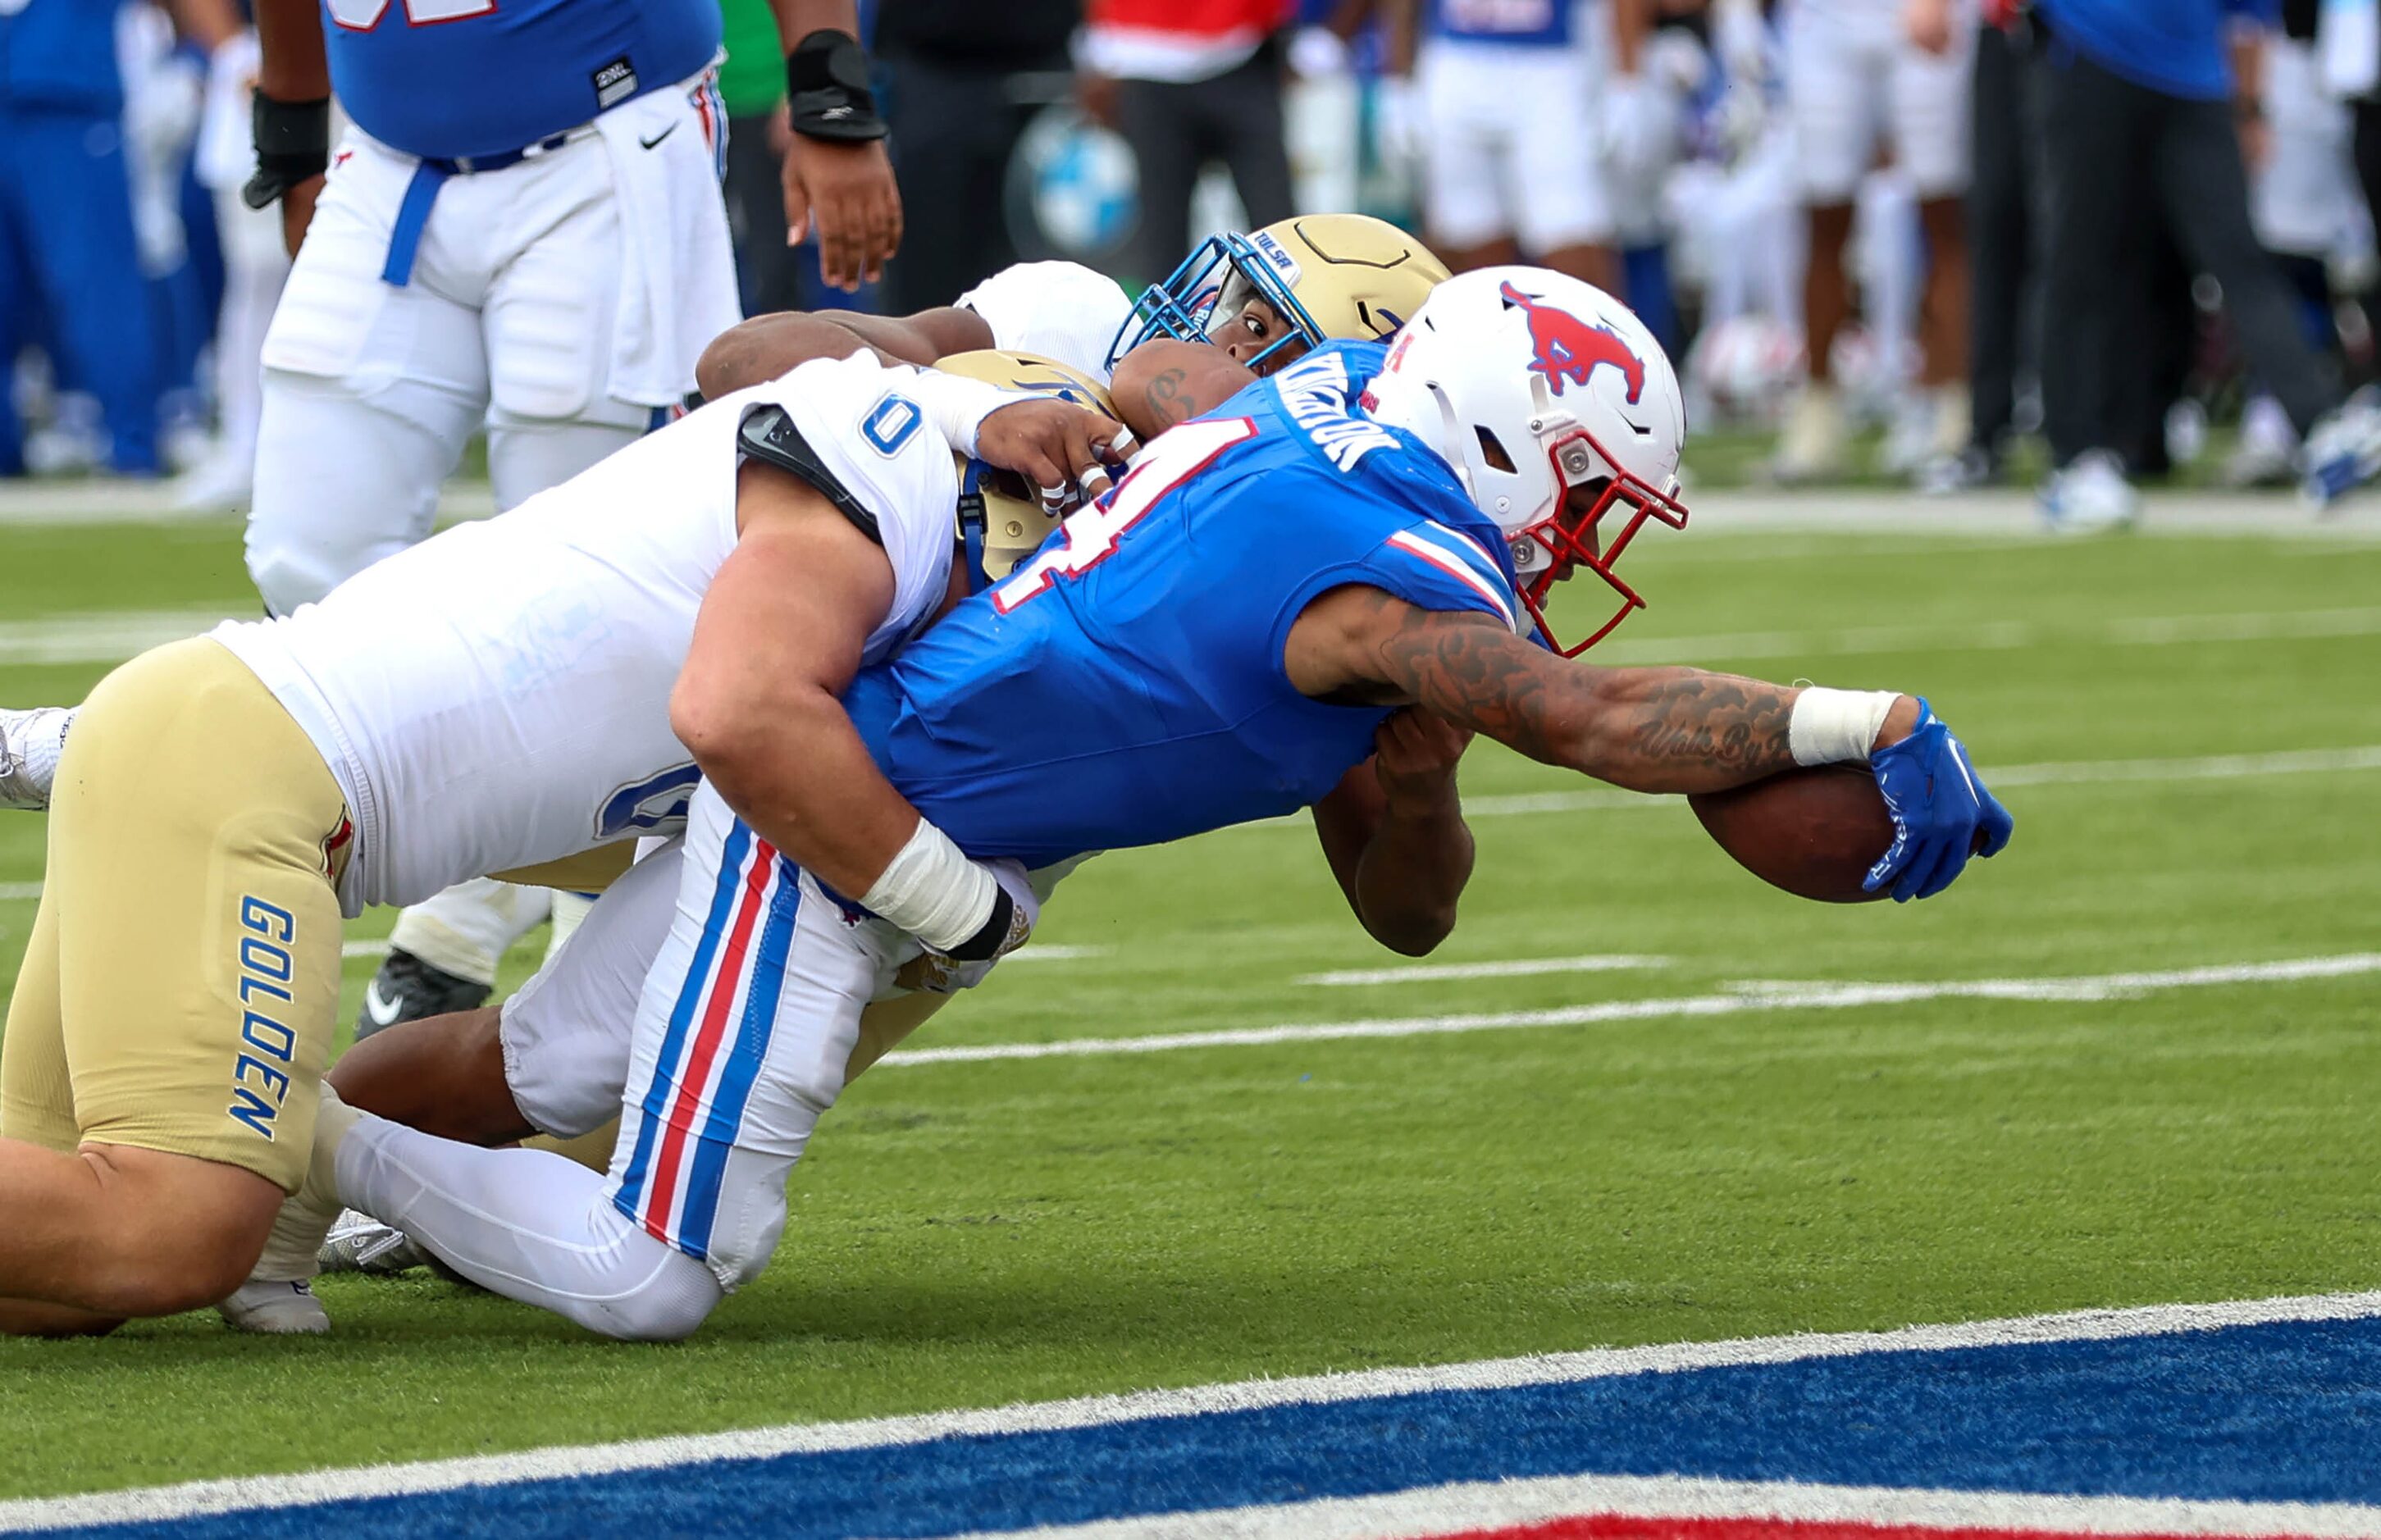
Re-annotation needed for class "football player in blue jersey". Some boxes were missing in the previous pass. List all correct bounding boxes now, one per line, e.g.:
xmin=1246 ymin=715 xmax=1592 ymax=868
xmin=243 ymin=0 xmax=902 ymax=1038
xmin=337 ymin=215 xmax=1448 ymax=1044
xmin=320 ymin=267 xmax=2012 ymax=1342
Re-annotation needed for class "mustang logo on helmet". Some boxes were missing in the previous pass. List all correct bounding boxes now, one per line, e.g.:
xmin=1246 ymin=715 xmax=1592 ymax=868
xmin=1499 ymin=280 xmax=1645 ymax=405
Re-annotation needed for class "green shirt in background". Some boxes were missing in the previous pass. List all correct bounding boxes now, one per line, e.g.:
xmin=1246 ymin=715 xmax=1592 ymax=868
xmin=717 ymin=0 xmax=784 ymax=117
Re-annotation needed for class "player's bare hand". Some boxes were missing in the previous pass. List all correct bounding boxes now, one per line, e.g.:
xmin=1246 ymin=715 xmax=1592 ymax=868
xmin=280 ymin=173 xmax=323 ymax=257
xmin=1904 ymin=0 xmax=1954 ymax=54
xmin=784 ymin=135 xmax=901 ymax=293
xmin=977 ymin=400 xmax=1137 ymax=513
xmin=1373 ymin=708 xmax=1471 ymax=814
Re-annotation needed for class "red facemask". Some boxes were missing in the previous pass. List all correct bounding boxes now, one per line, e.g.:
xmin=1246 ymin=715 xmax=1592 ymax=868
xmin=1511 ymin=422 xmax=1690 ymax=658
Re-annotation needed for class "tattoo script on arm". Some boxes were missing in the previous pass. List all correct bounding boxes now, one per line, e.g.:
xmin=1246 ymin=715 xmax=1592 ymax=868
xmin=1357 ymin=596 xmax=1802 ymax=791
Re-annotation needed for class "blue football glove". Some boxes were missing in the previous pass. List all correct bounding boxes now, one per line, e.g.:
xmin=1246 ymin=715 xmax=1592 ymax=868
xmin=1863 ymin=699 xmax=2014 ymax=902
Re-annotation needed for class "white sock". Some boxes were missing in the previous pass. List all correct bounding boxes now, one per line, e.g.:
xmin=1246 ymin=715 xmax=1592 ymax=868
xmin=386 ymin=878 xmax=553 ymax=987
xmin=336 ymin=1112 xmax=722 ymax=1341
xmin=545 ymin=890 xmax=595 ymax=959
xmin=251 ymin=1085 xmax=360 ymax=1281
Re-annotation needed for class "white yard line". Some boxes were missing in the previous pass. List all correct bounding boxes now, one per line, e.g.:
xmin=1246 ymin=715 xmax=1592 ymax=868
xmin=960 ymin=1472 xmax=2381 ymax=1540
xmin=1298 ymin=955 xmax=1672 ymax=986
xmin=875 ymin=954 xmax=2381 ymax=1068
xmin=4 ymin=742 xmax=2377 ymax=905
xmin=0 ymin=608 xmax=244 ymax=666
xmin=5 ymin=1288 xmax=2377 ymax=1534
xmin=1591 ymin=605 xmax=2381 ymax=665
xmin=1449 ymin=744 xmax=2381 ymax=823
xmin=7 ymin=602 xmax=2381 ymax=672
xmin=0 ymin=481 xmax=495 ymax=529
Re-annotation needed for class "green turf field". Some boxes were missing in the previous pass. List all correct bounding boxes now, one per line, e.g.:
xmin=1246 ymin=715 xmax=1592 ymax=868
xmin=2 ymin=509 xmax=2378 ymax=1501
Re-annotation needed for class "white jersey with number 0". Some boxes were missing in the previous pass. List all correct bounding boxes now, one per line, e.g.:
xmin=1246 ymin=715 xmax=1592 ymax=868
xmin=213 ymin=352 xmax=963 ymax=914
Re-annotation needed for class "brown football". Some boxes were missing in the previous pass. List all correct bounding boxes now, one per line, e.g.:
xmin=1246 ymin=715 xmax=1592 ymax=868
xmin=1688 ymin=763 xmax=1895 ymax=904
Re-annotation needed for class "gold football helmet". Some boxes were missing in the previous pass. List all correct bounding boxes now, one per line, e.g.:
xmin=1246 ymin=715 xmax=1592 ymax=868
xmin=1108 ymin=213 xmax=1452 ymax=375
xmin=933 ymin=349 xmax=1119 ymax=586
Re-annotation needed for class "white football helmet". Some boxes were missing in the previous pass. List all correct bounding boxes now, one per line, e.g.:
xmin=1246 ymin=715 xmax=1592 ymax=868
xmin=1363 ymin=267 xmax=1690 ymax=655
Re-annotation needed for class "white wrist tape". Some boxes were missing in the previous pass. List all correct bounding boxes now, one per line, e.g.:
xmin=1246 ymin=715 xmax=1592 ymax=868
xmin=901 ymin=367 xmax=1031 ymax=458
xmin=1788 ymin=687 xmax=1900 ymax=766
xmin=860 ymin=818 xmax=998 ymax=953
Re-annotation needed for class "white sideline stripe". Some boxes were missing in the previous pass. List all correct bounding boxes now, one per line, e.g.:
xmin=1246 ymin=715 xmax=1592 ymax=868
xmin=1592 ymin=605 xmax=2381 ymax=665
xmin=6 ymin=1291 xmax=2379 ymax=1535
xmin=1439 ymin=744 xmax=2381 ymax=823
xmin=5 ymin=602 xmax=2378 ymax=672
xmin=1298 ymin=955 xmax=1672 ymax=986
xmin=341 ymin=940 xmax=391 ymax=959
xmin=1007 ymin=945 xmax=1113 ymax=963
xmin=875 ymin=955 xmax=2381 ymax=1068
xmin=0 ymin=608 xmax=240 ymax=666
xmin=957 ymin=1472 xmax=2381 ymax=1540
xmin=4 ymin=740 xmax=2378 ymax=904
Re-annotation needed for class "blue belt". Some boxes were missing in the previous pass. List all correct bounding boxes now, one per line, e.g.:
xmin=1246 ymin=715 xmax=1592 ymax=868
xmin=381 ymin=130 xmax=576 ymax=288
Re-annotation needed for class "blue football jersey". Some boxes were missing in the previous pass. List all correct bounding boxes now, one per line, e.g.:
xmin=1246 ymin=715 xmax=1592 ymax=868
xmin=323 ymin=0 xmax=721 ymax=161
xmin=1429 ymin=0 xmax=1572 ymax=47
xmin=843 ymin=340 xmax=1528 ymax=869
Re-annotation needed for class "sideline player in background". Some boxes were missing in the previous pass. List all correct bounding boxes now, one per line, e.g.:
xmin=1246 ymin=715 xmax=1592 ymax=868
xmin=1375 ymin=0 xmax=1656 ymax=298
xmin=239 ymin=0 xmax=901 ymax=1032
xmin=323 ymin=270 xmax=2013 ymax=1343
xmin=1770 ymin=0 xmax=1973 ymax=483
xmin=0 ymin=0 xmax=164 ymax=479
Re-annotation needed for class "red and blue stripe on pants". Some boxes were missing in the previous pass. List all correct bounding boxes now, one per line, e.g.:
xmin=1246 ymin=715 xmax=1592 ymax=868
xmin=612 ymin=818 xmax=800 ymax=1263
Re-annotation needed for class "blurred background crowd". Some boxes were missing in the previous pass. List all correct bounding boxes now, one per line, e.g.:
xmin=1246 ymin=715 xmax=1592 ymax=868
xmin=3 ymin=0 xmax=2374 ymax=526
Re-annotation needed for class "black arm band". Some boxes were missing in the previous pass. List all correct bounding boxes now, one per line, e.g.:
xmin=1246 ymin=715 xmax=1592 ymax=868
xmin=942 ymin=887 xmax=1015 ymax=964
xmin=242 ymin=92 xmax=331 ymax=212
xmin=786 ymin=30 xmax=889 ymax=144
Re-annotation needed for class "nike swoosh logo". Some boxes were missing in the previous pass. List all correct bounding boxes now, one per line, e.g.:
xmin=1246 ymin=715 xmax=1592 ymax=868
xmin=639 ymin=124 xmax=677 ymax=151
xmin=363 ymin=980 xmax=404 ymax=1027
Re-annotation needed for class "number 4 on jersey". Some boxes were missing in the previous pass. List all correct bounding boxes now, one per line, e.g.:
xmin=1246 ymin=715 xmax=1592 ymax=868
xmin=993 ymin=417 xmax=1257 ymax=614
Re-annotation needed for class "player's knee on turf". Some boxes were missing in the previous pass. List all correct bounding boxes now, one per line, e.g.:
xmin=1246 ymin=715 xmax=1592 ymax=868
xmin=75 ymin=1146 xmax=281 ymax=1318
xmin=591 ymin=1242 xmax=723 ymax=1342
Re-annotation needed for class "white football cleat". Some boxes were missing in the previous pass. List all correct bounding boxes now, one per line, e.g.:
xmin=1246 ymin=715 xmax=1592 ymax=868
xmin=217 ymin=1277 xmax=331 ymax=1335
xmin=0 ymin=706 xmax=72 ymax=811
xmin=319 ymin=1208 xmax=431 ymax=1276
xmin=2039 ymin=449 xmax=2141 ymax=534
xmin=1768 ymin=381 xmax=1848 ymax=484
xmin=2301 ymin=387 xmax=2381 ymax=508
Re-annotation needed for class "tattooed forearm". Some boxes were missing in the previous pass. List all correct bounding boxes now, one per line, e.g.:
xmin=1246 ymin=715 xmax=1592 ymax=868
xmin=1612 ymin=672 xmax=1798 ymax=782
xmin=1359 ymin=599 xmax=1799 ymax=792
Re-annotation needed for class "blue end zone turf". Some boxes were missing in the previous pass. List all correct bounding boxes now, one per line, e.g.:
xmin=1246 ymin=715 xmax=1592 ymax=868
xmin=38 ymin=1315 xmax=2381 ymax=1539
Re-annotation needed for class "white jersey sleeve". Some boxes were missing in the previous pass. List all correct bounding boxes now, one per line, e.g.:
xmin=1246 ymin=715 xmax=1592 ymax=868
xmin=957 ymin=261 xmax=1137 ymax=386
xmin=765 ymin=352 xmax=963 ymax=663
xmin=208 ymin=354 xmax=963 ymax=916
